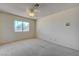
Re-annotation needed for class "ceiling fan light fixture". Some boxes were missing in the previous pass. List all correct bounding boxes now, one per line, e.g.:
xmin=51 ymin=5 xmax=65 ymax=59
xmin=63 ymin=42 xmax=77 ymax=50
xmin=28 ymin=12 xmax=35 ymax=17
xmin=33 ymin=3 xmax=39 ymax=9
xmin=27 ymin=3 xmax=40 ymax=18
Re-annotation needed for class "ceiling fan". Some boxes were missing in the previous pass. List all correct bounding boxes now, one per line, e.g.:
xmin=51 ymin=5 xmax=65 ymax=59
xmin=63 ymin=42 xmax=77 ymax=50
xmin=27 ymin=3 xmax=40 ymax=17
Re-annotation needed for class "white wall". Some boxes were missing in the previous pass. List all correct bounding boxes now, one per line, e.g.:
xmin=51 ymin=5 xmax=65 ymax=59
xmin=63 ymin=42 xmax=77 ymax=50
xmin=0 ymin=12 xmax=36 ymax=44
xmin=37 ymin=7 xmax=79 ymax=50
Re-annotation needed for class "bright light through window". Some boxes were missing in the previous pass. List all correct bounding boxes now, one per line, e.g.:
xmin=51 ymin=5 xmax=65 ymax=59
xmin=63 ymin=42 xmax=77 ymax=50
xmin=14 ymin=20 xmax=30 ymax=32
xmin=23 ymin=22 xmax=29 ymax=32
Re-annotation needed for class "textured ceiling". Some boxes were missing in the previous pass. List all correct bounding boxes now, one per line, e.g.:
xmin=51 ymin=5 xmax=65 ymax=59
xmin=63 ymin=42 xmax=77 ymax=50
xmin=0 ymin=3 xmax=79 ymax=19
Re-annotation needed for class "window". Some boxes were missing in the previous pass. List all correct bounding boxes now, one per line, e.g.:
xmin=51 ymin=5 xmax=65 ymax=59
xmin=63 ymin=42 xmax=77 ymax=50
xmin=22 ymin=22 xmax=29 ymax=32
xmin=14 ymin=20 xmax=29 ymax=32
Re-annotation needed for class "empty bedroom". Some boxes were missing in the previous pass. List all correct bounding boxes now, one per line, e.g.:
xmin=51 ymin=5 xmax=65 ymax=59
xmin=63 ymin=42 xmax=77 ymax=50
xmin=0 ymin=3 xmax=79 ymax=56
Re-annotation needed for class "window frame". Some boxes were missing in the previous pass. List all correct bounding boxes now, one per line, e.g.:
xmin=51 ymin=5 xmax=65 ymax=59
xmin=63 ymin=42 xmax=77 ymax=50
xmin=14 ymin=20 xmax=30 ymax=32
